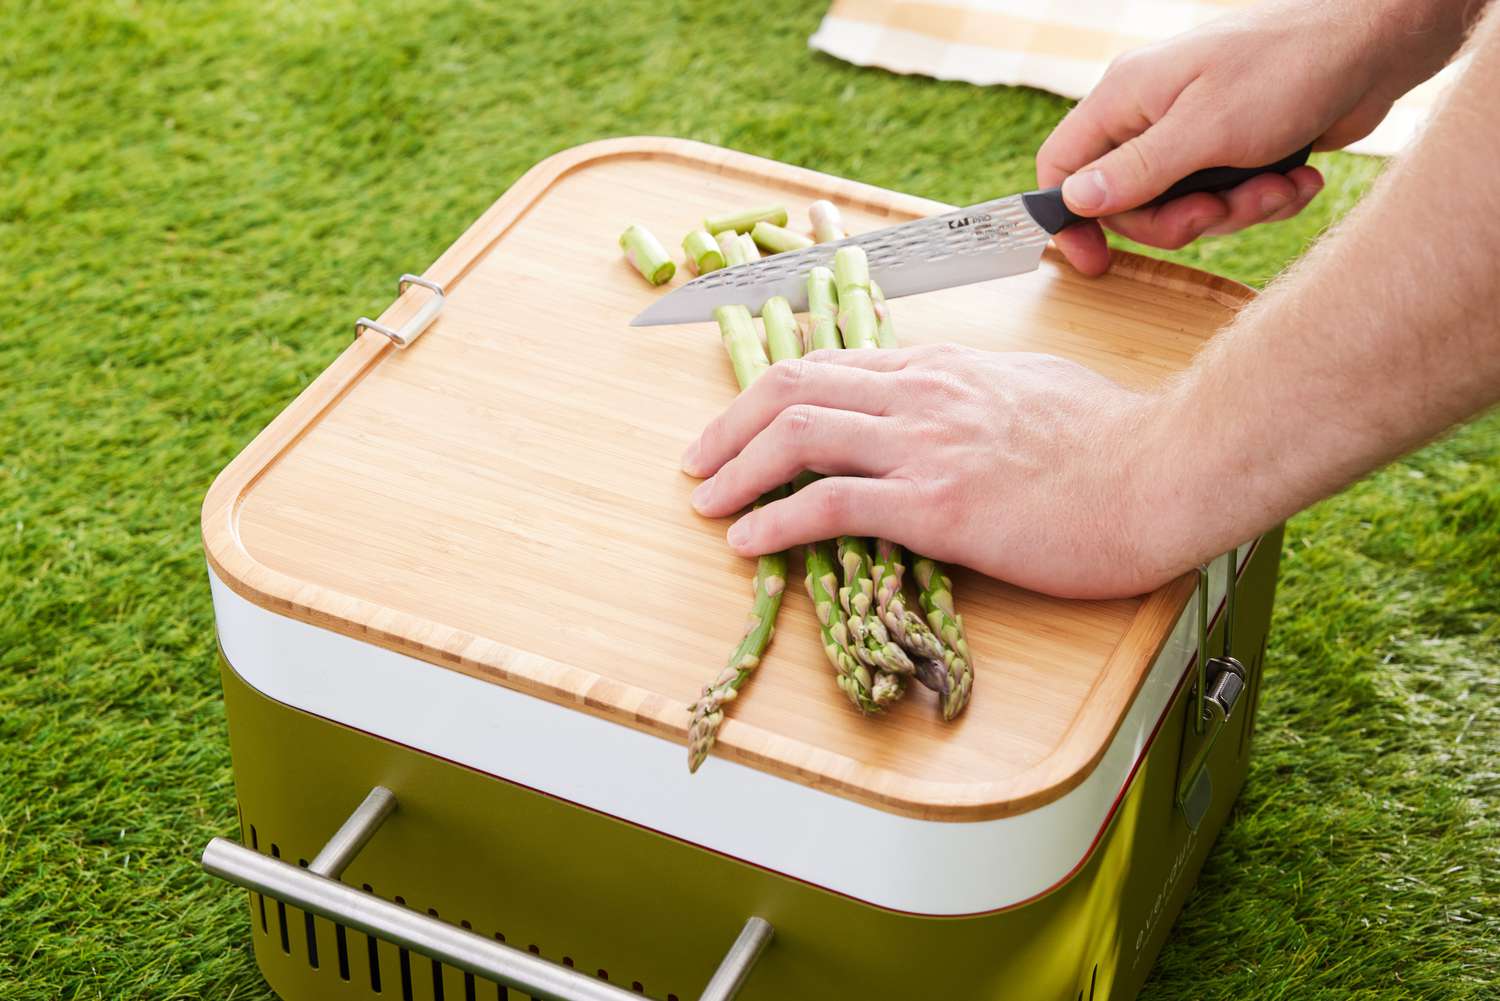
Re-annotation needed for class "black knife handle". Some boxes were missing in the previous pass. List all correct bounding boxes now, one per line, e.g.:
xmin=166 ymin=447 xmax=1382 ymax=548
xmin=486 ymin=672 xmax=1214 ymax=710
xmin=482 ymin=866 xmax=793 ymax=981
xmin=1021 ymin=144 xmax=1313 ymax=235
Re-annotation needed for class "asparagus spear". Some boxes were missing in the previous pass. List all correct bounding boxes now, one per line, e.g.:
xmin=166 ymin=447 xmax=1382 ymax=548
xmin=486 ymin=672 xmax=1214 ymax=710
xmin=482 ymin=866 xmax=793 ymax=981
xmin=913 ymin=557 xmax=974 ymax=720
xmin=806 ymin=266 xmax=841 ymax=351
xmin=687 ymin=544 xmax=787 ymax=772
xmin=805 ymin=539 xmax=881 ymax=713
xmin=683 ymin=228 xmax=725 ymax=275
xmin=808 ymin=199 xmax=846 ymax=243
xmin=846 ymin=252 xmax=968 ymax=706
xmin=837 ymin=536 xmax=916 ymax=678
xmin=619 ymin=224 xmax=675 ymax=286
xmin=751 ymin=220 xmax=815 ymax=255
xmin=765 ymin=305 xmax=883 ymax=714
xmin=687 ymin=305 xmax=786 ymax=771
xmin=704 ymin=205 xmax=789 ymax=235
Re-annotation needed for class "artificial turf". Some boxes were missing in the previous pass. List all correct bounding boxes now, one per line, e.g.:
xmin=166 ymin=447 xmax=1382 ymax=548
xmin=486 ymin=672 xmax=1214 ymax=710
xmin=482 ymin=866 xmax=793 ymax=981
xmin=1 ymin=1 xmax=1495 ymax=998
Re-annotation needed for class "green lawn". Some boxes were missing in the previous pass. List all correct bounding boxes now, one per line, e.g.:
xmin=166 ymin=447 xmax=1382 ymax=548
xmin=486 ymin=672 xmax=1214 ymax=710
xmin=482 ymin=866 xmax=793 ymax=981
xmin=1 ymin=1 xmax=1495 ymax=998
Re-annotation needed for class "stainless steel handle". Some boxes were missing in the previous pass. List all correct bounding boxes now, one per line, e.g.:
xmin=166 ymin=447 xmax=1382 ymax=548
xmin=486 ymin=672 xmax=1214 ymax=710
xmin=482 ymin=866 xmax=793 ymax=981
xmin=356 ymin=274 xmax=446 ymax=348
xmin=201 ymin=788 xmax=773 ymax=1001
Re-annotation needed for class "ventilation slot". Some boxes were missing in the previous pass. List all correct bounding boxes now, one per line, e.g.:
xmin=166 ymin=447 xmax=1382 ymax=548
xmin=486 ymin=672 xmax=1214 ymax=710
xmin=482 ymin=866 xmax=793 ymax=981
xmin=1078 ymin=963 xmax=1098 ymax=1000
xmin=238 ymin=824 xmax=677 ymax=1001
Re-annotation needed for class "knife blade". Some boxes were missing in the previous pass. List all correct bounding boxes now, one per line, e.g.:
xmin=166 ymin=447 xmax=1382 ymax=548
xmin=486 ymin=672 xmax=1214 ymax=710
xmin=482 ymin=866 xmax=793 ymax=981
xmin=630 ymin=146 xmax=1311 ymax=327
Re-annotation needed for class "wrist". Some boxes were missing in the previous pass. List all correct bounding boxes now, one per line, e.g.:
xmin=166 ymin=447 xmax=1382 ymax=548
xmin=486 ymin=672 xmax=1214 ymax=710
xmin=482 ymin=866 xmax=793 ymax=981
xmin=1109 ymin=379 xmax=1222 ymax=591
xmin=1362 ymin=0 xmax=1471 ymax=91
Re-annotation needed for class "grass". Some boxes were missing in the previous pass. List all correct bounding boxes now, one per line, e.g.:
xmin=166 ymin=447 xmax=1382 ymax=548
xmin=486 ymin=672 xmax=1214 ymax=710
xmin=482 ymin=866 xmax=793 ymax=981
xmin=0 ymin=0 xmax=1494 ymax=997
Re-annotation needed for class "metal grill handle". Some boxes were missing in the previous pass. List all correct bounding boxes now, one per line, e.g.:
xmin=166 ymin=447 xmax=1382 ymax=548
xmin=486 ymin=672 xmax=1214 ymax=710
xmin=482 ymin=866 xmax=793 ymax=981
xmin=201 ymin=788 xmax=773 ymax=1001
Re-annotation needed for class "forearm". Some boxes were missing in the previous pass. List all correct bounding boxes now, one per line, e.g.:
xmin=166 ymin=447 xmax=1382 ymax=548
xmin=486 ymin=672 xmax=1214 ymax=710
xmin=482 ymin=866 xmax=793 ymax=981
xmin=1133 ymin=6 xmax=1500 ymax=578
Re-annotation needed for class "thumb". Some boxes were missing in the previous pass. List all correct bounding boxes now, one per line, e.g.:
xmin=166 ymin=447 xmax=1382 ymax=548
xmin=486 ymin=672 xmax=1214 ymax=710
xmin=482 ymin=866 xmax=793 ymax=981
xmin=1061 ymin=112 xmax=1211 ymax=217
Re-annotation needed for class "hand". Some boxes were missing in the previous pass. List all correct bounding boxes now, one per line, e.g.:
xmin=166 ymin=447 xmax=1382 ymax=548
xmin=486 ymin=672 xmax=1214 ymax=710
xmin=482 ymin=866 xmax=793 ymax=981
xmin=680 ymin=345 xmax=1182 ymax=600
xmin=1037 ymin=0 xmax=1466 ymax=275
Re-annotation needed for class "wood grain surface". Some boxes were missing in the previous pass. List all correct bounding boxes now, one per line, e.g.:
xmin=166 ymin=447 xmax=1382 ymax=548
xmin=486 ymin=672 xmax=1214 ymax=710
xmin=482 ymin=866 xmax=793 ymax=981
xmin=202 ymin=137 xmax=1249 ymax=820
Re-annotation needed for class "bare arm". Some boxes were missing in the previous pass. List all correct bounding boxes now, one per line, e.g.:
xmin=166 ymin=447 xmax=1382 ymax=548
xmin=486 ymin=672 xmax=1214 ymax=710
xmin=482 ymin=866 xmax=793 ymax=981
xmin=1128 ymin=10 xmax=1500 ymax=583
xmin=682 ymin=5 xmax=1500 ymax=599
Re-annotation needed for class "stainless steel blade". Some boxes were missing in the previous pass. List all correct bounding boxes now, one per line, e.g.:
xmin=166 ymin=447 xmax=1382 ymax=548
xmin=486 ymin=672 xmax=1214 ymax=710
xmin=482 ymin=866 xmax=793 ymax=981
xmin=630 ymin=194 xmax=1051 ymax=326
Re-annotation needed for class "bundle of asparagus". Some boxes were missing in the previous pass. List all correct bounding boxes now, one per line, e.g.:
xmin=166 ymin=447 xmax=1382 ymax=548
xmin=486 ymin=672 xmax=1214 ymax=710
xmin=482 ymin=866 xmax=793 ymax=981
xmin=625 ymin=199 xmax=977 ymax=769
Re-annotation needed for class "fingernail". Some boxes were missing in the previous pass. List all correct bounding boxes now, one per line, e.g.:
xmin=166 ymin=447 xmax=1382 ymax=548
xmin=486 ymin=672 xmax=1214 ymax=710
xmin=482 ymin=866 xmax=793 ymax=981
xmin=691 ymin=476 xmax=715 ymax=510
xmin=1259 ymin=191 xmax=1290 ymax=215
xmin=727 ymin=519 xmax=749 ymax=549
xmin=1062 ymin=170 xmax=1108 ymax=212
xmin=680 ymin=439 xmax=701 ymax=473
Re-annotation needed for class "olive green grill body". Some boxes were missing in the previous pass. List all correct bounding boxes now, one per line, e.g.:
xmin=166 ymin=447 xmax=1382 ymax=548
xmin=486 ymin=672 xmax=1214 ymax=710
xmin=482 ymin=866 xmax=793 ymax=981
xmin=217 ymin=530 xmax=1281 ymax=1001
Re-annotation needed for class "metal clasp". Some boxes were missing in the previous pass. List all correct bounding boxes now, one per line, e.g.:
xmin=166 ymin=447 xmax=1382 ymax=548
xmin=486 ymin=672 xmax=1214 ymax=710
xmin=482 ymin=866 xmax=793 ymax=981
xmin=356 ymin=273 xmax=446 ymax=348
xmin=1177 ymin=550 xmax=1248 ymax=831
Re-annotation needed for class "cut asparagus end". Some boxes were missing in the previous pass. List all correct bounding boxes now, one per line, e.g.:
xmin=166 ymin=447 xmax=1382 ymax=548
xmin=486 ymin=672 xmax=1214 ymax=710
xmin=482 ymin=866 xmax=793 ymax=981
xmin=619 ymin=224 xmax=675 ymax=286
xmin=714 ymin=304 xmax=770 ymax=391
xmin=762 ymin=296 xmax=802 ymax=364
xmin=832 ymin=245 xmax=871 ymax=297
xmin=683 ymin=227 xmax=726 ymax=275
xmin=809 ymin=199 xmax=847 ymax=243
xmin=750 ymin=220 xmax=815 ymax=255
xmin=806 ymin=266 xmax=842 ymax=352
xmin=704 ymin=204 xmax=790 ymax=235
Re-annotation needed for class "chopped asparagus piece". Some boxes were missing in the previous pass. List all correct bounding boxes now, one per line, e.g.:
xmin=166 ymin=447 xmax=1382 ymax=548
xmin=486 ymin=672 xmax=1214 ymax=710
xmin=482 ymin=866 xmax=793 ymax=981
xmin=809 ymin=199 xmax=846 ymax=243
xmin=761 ymin=296 xmax=802 ymax=364
xmin=704 ymin=204 xmax=789 ymax=235
xmin=682 ymin=228 xmax=725 ymax=275
xmin=618 ymin=224 xmax=675 ymax=286
xmin=806 ymin=266 xmax=842 ymax=352
xmin=751 ymin=220 xmax=814 ymax=255
xmin=722 ymin=232 xmax=760 ymax=267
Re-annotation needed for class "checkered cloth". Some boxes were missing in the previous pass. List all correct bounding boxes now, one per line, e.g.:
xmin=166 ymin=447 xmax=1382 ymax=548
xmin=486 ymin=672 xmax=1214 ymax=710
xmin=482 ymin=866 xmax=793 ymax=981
xmin=810 ymin=0 xmax=1459 ymax=156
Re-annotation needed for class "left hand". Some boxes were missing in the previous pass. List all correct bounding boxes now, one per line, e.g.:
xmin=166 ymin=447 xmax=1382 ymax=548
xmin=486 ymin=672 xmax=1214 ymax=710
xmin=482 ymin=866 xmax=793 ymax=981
xmin=680 ymin=344 xmax=1183 ymax=599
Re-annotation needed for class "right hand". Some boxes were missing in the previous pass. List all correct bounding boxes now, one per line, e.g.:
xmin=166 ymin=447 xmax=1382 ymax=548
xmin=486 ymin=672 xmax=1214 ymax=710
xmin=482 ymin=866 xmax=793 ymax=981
xmin=1037 ymin=0 xmax=1462 ymax=275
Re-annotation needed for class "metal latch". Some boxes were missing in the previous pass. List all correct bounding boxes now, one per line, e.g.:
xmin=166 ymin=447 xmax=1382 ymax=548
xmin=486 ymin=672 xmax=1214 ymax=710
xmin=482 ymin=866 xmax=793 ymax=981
xmin=356 ymin=273 xmax=446 ymax=349
xmin=1176 ymin=550 xmax=1247 ymax=832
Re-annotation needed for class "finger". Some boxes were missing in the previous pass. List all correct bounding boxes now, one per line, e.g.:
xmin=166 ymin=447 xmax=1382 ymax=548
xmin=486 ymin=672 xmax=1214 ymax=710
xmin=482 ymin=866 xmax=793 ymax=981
xmin=1037 ymin=98 xmax=1124 ymax=188
xmin=691 ymin=407 xmax=895 ymax=518
xmin=725 ymin=477 xmax=913 ymax=556
xmin=683 ymin=359 xmax=892 ymax=477
xmin=801 ymin=347 xmax=914 ymax=371
xmin=1197 ymin=173 xmax=1298 ymax=236
xmin=1061 ymin=106 xmax=1221 ymax=217
xmin=1265 ymin=166 xmax=1324 ymax=221
xmin=1050 ymin=220 xmax=1111 ymax=276
xmin=1099 ymin=192 xmax=1229 ymax=249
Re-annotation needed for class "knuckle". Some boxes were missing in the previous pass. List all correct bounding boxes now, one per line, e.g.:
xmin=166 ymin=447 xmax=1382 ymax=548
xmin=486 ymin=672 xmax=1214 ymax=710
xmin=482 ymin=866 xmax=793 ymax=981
xmin=814 ymin=479 xmax=848 ymax=520
xmin=769 ymin=358 xmax=807 ymax=396
xmin=777 ymin=403 xmax=819 ymax=441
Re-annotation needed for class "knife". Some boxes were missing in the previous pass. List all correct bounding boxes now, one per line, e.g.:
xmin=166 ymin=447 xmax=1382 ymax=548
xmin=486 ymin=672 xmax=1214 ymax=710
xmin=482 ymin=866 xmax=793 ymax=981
xmin=630 ymin=146 xmax=1311 ymax=326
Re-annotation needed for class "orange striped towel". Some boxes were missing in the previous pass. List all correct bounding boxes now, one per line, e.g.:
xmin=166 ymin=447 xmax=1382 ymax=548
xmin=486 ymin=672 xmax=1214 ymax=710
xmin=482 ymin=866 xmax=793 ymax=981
xmin=810 ymin=0 xmax=1460 ymax=156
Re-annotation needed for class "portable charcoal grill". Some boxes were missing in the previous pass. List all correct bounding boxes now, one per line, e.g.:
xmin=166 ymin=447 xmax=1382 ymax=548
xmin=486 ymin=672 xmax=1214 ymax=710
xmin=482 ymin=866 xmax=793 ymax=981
xmin=199 ymin=138 xmax=1282 ymax=1001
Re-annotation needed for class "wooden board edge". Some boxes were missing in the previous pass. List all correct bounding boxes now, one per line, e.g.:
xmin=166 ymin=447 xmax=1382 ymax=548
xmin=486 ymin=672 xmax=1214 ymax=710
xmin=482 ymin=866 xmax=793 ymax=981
xmin=200 ymin=135 xmax=1257 ymax=822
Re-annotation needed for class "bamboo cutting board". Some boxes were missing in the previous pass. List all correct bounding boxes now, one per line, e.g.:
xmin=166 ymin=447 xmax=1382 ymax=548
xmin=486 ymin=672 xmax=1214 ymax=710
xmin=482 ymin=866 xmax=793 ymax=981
xmin=203 ymin=137 xmax=1250 ymax=821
